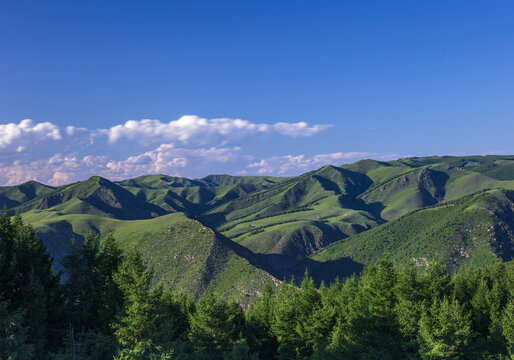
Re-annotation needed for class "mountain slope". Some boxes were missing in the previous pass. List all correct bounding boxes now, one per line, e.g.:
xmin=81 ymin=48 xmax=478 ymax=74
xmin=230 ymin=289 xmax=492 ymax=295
xmin=206 ymin=165 xmax=381 ymax=258
xmin=23 ymin=210 xmax=279 ymax=304
xmin=4 ymin=154 xmax=513 ymax=298
xmin=309 ymin=189 xmax=514 ymax=278
xmin=117 ymin=174 xmax=285 ymax=214
xmin=15 ymin=176 xmax=167 ymax=219
xmin=0 ymin=181 xmax=55 ymax=209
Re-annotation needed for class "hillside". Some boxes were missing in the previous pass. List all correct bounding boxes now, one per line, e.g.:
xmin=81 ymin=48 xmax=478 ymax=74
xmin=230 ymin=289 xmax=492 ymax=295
xmin=308 ymin=189 xmax=514 ymax=282
xmin=206 ymin=156 xmax=514 ymax=262
xmin=117 ymin=174 xmax=285 ymax=214
xmin=1 ymin=154 xmax=511 ymax=298
xmin=0 ymin=180 xmax=56 ymax=208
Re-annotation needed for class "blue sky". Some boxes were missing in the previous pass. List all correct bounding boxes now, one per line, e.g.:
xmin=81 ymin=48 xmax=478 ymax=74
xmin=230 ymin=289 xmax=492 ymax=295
xmin=1 ymin=1 xmax=513 ymax=185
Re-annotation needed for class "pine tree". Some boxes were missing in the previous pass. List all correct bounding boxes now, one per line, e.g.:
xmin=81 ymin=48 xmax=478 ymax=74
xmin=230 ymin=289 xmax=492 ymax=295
xmin=502 ymin=299 xmax=514 ymax=358
xmin=223 ymin=338 xmax=259 ymax=360
xmin=271 ymin=279 xmax=301 ymax=360
xmin=418 ymin=296 xmax=473 ymax=359
xmin=327 ymin=276 xmax=359 ymax=356
xmin=422 ymin=257 xmax=450 ymax=300
xmin=487 ymin=263 xmax=510 ymax=341
xmin=0 ymin=298 xmax=34 ymax=360
xmin=338 ymin=259 xmax=404 ymax=359
xmin=396 ymin=261 xmax=425 ymax=339
xmin=295 ymin=274 xmax=326 ymax=357
xmin=0 ymin=212 xmax=64 ymax=355
xmin=113 ymin=248 xmax=174 ymax=360
xmin=62 ymin=234 xmax=104 ymax=332
xmin=245 ymin=280 xmax=278 ymax=358
xmin=188 ymin=291 xmax=245 ymax=359
xmin=98 ymin=233 xmax=124 ymax=331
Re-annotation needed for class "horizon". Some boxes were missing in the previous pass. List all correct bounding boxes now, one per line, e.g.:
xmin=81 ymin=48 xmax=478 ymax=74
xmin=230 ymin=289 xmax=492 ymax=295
xmin=1 ymin=1 xmax=514 ymax=185
xmin=2 ymin=153 xmax=513 ymax=188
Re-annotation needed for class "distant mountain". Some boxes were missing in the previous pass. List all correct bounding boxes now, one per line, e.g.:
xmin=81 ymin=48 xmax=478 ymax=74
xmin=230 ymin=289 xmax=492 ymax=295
xmin=2 ymin=155 xmax=513 ymax=299
xmin=0 ymin=180 xmax=55 ymax=208
xmin=14 ymin=176 xmax=166 ymax=219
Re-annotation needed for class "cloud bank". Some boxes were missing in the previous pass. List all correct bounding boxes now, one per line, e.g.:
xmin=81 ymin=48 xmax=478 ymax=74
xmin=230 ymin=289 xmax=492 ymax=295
xmin=0 ymin=116 xmax=392 ymax=186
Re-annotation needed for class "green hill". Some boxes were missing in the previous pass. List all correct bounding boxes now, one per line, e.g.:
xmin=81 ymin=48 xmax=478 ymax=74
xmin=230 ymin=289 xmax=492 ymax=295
xmin=206 ymin=165 xmax=381 ymax=258
xmin=309 ymin=189 xmax=514 ymax=282
xmin=22 ymin=210 xmax=279 ymax=304
xmin=2 ymin=154 xmax=512 ymax=299
xmin=0 ymin=180 xmax=55 ymax=208
xmin=117 ymin=173 xmax=285 ymax=214
xmin=205 ymin=156 xmax=513 ymax=262
xmin=15 ymin=176 xmax=166 ymax=219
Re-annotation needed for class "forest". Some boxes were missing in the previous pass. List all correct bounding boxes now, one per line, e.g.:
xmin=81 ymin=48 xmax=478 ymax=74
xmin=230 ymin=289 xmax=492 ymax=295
xmin=1 ymin=212 xmax=513 ymax=360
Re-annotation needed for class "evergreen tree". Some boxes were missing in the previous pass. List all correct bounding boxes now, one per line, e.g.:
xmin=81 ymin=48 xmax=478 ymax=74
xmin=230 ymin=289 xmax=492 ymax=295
xmin=422 ymin=257 xmax=450 ymax=300
xmin=98 ymin=233 xmax=125 ymax=331
xmin=0 ymin=298 xmax=34 ymax=360
xmin=487 ymin=263 xmax=510 ymax=341
xmin=246 ymin=281 xmax=278 ymax=358
xmin=396 ymin=261 xmax=425 ymax=338
xmin=341 ymin=259 xmax=404 ymax=359
xmin=502 ymin=299 xmax=514 ymax=358
xmin=188 ymin=291 xmax=245 ymax=359
xmin=327 ymin=276 xmax=359 ymax=357
xmin=223 ymin=338 xmax=259 ymax=360
xmin=271 ymin=279 xmax=301 ymax=360
xmin=62 ymin=234 xmax=104 ymax=332
xmin=0 ymin=212 xmax=63 ymax=355
xmin=113 ymin=248 xmax=175 ymax=360
xmin=418 ymin=296 xmax=473 ymax=359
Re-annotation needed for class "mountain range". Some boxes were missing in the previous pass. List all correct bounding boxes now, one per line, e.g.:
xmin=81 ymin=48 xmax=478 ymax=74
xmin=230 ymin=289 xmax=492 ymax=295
xmin=2 ymin=155 xmax=513 ymax=303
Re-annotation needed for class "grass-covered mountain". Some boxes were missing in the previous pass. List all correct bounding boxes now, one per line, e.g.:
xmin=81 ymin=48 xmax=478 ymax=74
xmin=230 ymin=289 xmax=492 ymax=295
xmin=306 ymin=188 xmax=514 ymax=284
xmin=2 ymin=155 xmax=513 ymax=299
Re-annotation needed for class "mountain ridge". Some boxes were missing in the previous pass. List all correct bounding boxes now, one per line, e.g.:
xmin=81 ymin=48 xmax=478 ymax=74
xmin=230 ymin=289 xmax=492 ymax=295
xmin=2 ymin=155 xmax=513 ymax=299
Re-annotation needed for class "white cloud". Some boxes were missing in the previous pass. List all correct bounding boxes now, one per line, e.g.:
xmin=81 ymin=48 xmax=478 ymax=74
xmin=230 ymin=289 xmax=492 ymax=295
xmin=3 ymin=116 xmax=402 ymax=186
xmin=0 ymin=119 xmax=61 ymax=149
xmin=247 ymin=152 xmax=401 ymax=175
xmin=103 ymin=144 xmax=241 ymax=178
xmin=0 ymin=144 xmax=243 ymax=185
xmin=104 ymin=115 xmax=332 ymax=145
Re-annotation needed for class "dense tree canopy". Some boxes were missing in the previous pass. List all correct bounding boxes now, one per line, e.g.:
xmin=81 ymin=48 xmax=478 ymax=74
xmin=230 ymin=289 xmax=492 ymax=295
xmin=0 ymin=213 xmax=513 ymax=359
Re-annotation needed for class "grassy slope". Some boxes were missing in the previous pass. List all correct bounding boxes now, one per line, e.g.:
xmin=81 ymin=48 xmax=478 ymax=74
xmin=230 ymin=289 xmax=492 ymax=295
xmin=207 ymin=165 xmax=380 ymax=258
xmin=22 ymin=210 xmax=278 ymax=304
xmin=0 ymin=181 xmax=55 ymax=208
xmin=4 ymin=155 xmax=514 ymax=296
xmin=208 ymin=156 xmax=514 ymax=260
xmin=14 ymin=176 xmax=166 ymax=219
xmin=116 ymin=174 xmax=286 ymax=214
xmin=310 ymin=189 xmax=514 ymax=275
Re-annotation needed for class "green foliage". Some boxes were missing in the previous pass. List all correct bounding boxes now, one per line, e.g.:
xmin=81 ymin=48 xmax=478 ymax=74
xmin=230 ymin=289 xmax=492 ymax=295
xmin=502 ymin=299 xmax=514 ymax=357
xmin=188 ymin=291 xmax=245 ymax=359
xmin=418 ymin=297 xmax=473 ymax=359
xmin=0 ymin=211 xmax=63 ymax=355
xmin=0 ymin=298 xmax=34 ymax=360
xmin=113 ymin=248 xmax=177 ymax=360
xmin=1 ymin=211 xmax=514 ymax=359
xmin=1 ymin=156 xmax=514 ymax=358
xmin=312 ymin=189 xmax=514 ymax=276
xmin=5 ymin=155 xmax=513 ymax=303
xmin=223 ymin=338 xmax=259 ymax=360
xmin=245 ymin=281 xmax=278 ymax=358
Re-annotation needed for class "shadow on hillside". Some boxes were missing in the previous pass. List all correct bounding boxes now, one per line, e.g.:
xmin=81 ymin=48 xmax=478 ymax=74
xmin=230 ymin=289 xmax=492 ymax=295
xmin=212 ymin=227 xmax=364 ymax=287
xmin=255 ymin=253 xmax=364 ymax=287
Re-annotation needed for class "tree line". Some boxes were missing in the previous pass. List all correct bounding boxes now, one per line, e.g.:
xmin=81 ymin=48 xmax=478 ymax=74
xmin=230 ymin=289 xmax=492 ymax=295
xmin=0 ymin=211 xmax=513 ymax=359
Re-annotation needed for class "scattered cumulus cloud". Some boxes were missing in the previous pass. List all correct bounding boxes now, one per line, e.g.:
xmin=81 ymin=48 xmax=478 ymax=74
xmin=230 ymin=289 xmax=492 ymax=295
xmin=0 ymin=115 xmax=398 ymax=186
xmin=104 ymin=115 xmax=332 ymax=146
xmin=247 ymin=152 xmax=402 ymax=175
xmin=0 ymin=119 xmax=61 ymax=149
